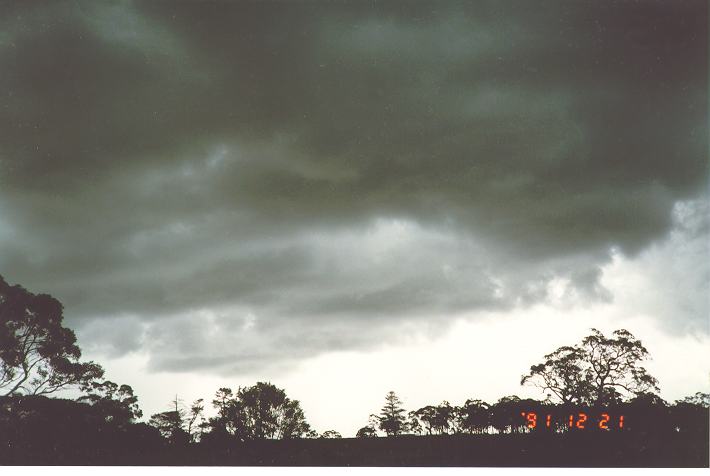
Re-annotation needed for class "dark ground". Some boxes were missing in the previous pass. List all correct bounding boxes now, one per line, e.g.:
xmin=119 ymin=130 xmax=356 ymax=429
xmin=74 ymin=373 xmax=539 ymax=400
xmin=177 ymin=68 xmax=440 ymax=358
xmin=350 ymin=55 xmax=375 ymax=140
xmin=185 ymin=432 xmax=710 ymax=467
xmin=3 ymin=432 xmax=707 ymax=467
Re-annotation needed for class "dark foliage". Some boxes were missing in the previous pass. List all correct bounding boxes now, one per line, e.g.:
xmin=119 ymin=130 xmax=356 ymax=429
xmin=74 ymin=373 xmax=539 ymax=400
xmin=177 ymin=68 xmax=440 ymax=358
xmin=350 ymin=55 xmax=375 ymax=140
xmin=378 ymin=391 xmax=407 ymax=436
xmin=356 ymin=426 xmax=377 ymax=438
xmin=202 ymin=382 xmax=311 ymax=443
xmin=0 ymin=275 xmax=104 ymax=397
xmin=522 ymin=328 xmax=659 ymax=406
xmin=0 ymin=395 xmax=164 ymax=464
xmin=78 ymin=380 xmax=143 ymax=427
xmin=320 ymin=430 xmax=342 ymax=439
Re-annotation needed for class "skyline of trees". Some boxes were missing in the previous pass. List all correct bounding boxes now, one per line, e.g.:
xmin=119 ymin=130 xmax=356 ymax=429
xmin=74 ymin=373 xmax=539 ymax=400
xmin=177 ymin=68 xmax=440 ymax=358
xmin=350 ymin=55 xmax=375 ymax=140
xmin=355 ymin=390 xmax=710 ymax=438
xmin=1 ymin=273 xmax=708 ymax=446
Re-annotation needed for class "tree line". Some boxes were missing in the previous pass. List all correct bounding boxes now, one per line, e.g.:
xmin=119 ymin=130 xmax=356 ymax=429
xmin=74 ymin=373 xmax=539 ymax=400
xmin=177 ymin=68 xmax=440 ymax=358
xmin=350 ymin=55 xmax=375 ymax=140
xmin=361 ymin=390 xmax=709 ymax=437
xmin=0 ymin=273 xmax=708 ymax=463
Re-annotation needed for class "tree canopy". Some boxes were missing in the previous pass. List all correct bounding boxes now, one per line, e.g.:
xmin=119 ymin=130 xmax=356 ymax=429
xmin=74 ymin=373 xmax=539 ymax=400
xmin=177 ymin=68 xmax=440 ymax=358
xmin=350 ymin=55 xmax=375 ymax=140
xmin=522 ymin=328 xmax=659 ymax=406
xmin=378 ymin=391 xmax=407 ymax=436
xmin=208 ymin=382 xmax=311 ymax=441
xmin=149 ymin=396 xmax=191 ymax=445
xmin=459 ymin=399 xmax=491 ymax=434
xmin=78 ymin=380 xmax=142 ymax=427
xmin=320 ymin=430 xmax=342 ymax=439
xmin=356 ymin=425 xmax=377 ymax=438
xmin=0 ymin=275 xmax=103 ymax=397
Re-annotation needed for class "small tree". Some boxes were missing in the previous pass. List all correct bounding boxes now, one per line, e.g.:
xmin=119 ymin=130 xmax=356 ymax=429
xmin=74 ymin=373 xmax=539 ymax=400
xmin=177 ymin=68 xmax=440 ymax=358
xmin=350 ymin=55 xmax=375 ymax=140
xmin=149 ymin=395 xmax=190 ymax=445
xmin=356 ymin=425 xmax=377 ymax=438
xmin=0 ymin=275 xmax=104 ymax=396
xmin=209 ymin=387 xmax=234 ymax=435
xmin=213 ymin=387 xmax=233 ymax=413
xmin=187 ymin=398 xmax=206 ymax=442
xmin=378 ymin=391 xmax=407 ymax=436
xmin=320 ymin=430 xmax=342 ymax=438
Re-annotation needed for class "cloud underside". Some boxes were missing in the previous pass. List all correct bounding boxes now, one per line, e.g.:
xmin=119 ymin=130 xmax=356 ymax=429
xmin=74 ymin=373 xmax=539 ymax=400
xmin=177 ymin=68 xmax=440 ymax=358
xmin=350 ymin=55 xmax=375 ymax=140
xmin=0 ymin=1 xmax=707 ymax=373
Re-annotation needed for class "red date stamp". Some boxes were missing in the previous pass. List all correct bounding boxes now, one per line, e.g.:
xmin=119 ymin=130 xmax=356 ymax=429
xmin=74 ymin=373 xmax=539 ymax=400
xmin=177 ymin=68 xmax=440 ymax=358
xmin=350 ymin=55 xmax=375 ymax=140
xmin=521 ymin=411 xmax=625 ymax=430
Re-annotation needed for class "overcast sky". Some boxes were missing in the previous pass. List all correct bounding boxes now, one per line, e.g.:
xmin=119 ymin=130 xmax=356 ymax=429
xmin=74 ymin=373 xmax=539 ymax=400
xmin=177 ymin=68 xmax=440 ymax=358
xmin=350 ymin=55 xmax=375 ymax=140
xmin=0 ymin=0 xmax=708 ymax=436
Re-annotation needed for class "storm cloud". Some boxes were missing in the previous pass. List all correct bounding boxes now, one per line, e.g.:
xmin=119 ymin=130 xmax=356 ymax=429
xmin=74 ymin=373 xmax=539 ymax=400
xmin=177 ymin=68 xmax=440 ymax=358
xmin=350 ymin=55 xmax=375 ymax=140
xmin=0 ymin=1 xmax=706 ymax=373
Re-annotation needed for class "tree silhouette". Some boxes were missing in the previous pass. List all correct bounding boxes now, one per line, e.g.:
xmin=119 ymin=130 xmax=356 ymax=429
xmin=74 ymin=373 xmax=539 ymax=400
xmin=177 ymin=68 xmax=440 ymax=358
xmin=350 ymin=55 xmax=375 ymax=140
xmin=621 ymin=392 xmax=672 ymax=434
xmin=0 ymin=394 xmax=163 ymax=463
xmin=187 ymin=398 xmax=206 ymax=442
xmin=583 ymin=329 xmax=659 ymax=405
xmin=672 ymin=392 xmax=710 ymax=436
xmin=520 ymin=345 xmax=590 ymax=405
xmin=209 ymin=387 xmax=234 ymax=436
xmin=355 ymin=414 xmax=380 ymax=438
xmin=0 ymin=275 xmax=103 ymax=396
xmin=210 ymin=382 xmax=311 ymax=441
xmin=378 ymin=391 xmax=407 ymax=436
xmin=679 ymin=392 xmax=710 ymax=407
xmin=460 ymin=399 xmax=491 ymax=434
xmin=320 ymin=430 xmax=342 ymax=438
xmin=522 ymin=328 xmax=659 ymax=406
xmin=149 ymin=395 xmax=190 ymax=445
xmin=412 ymin=405 xmax=438 ymax=435
xmin=213 ymin=387 xmax=233 ymax=411
xmin=450 ymin=404 xmax=467 ymax=434
xmin=432 ymin=401 xmax=454 ymax=435
xmin=78 ymin=380 xmax=142 ymax=427
xmin=407 ymin=411 xmax=423 ymax=435
xmin=490 ymin=396 xmax=527 ymax=434
xmin=356 ymin=425 xmax=377 ymax=438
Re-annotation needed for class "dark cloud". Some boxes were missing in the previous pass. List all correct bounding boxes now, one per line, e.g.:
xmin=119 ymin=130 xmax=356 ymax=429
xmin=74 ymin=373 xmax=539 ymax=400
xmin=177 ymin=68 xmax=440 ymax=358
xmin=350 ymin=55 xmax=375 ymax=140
xmin=0 ymin=1 xmax=706 ymax=373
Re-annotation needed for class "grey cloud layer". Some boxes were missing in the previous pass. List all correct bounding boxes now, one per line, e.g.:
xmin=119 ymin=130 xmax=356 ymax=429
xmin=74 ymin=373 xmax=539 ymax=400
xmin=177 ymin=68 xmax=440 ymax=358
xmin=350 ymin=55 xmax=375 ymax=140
xmin=0 ymin=1 xmax=706 ymax=373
